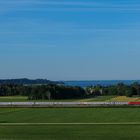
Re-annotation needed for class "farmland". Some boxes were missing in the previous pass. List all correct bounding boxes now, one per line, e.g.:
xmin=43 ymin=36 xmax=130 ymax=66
xmin=0 ymin=95 xmax=140 ymax=102
xmin=0 ymin=108 xmax=140 ymax=139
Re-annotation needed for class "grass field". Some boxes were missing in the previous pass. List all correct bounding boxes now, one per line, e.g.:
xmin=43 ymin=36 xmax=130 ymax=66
xmin=1 ymin=125 xmax=140 ymax=140
xmin=0 ymin=108 xmax=140 ymax=139
xmin=0 ymin=96 xmax=140 ymax=140
xmin=1 ymin=95 xmax=140 ymax=102
xmin=0 ymin=96 xmax=28 ymax=102
xmin=0 ymin=96 xmax=80 ymax=102
xmin=0 ymin=95 xmax=115 ymax=102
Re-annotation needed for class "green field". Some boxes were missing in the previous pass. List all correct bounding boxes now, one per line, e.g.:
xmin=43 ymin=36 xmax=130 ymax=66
xmin=1 ymin=125 xmax=140 ymax=140
xmin=0 ymin=96 xmax=28 ymax=102
xmin=2 ymin=95 xmax=140 ymax=102
xmin=0 ymin=96 xmax=140 ymax=140
xmin=0 ymin=96 xmax=115 ymax=102
xmin=0 ymin=108 xmax=140 ymax=139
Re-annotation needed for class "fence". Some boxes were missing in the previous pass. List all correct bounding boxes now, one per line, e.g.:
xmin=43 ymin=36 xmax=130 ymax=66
xmin=0 ymin=102 xmax=133 ymax=107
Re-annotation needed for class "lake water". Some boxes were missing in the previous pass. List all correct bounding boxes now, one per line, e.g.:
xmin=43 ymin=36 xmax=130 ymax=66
xmin=63 ymin=80 xmax=140 ymax=87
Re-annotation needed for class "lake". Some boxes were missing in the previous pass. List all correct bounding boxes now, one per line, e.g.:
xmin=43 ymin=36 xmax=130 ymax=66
xmin=63 ymin=80 xmax=140 ymax=87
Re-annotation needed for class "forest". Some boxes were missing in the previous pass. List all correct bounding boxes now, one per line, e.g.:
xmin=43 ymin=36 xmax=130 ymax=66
xmin=0 ymin=82 xmax=140 ymax=100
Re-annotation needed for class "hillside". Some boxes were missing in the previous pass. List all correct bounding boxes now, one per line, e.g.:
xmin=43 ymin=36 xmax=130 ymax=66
xmin=0 ymin=78 xmax=62 ymax=85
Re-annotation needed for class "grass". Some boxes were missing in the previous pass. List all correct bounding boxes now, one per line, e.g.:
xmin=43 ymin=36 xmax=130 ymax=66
xmin=1 ymin=95 xmax=140 ymax=102
xmin=0 ymin=125 xmax=140 ymax=140
xmin=0 ymin=96 xmax=140 ymax=139
xmin=78 ymin=96 xmax=115 ymax=102
xmin=0 ymin=96 xmax=28 ymax=102
xmin=0 ymin=95 xmax=115 ymax=102
xmin=0 ymin=96 xmax=81 ymax=102
xmin=0 ymin=108 xmax=140 ymax=139
xmin=1 ymin=108 xmax=140 ymax=123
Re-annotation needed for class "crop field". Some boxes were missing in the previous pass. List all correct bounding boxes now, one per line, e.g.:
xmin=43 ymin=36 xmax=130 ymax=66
xmin=0 ymin=108 xmax=140 ymax=139
xmin=107 ymin=96 xmax=140 ymax=102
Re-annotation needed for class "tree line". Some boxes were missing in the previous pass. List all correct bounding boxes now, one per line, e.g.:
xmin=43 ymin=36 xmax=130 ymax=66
xmin=0 ymin=82 xmax=140 ymax=100
xmin=86 ymin=82 xmax=140 ymax=97
xmin=0 ymin=84 xmax=86 ymax=100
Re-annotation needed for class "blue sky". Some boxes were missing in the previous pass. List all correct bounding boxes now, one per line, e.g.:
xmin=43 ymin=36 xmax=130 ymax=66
xmin=0 ymin=0 xmax=140 ymax=80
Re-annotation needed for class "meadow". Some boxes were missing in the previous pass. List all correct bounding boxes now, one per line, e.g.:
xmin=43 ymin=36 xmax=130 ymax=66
xmin=0 ymin=108 xmax=140 ymax=139
xmin=0 ymin=95 xmax=140 ymax=102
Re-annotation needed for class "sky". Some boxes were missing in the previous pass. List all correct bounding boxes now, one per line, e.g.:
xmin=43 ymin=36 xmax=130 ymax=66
xmin=0 ymin=0 xmax=140 ymax=80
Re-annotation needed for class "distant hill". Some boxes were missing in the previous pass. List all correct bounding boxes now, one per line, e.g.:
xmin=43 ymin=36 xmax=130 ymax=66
xmin=0 ymin=78 xmax=62 ymax=85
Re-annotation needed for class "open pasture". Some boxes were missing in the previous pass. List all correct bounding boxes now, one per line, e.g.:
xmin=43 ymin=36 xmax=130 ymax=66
xmin=0 ymin=108 xmax=140 ymax=139
xmin=1 ymin=95 xmax=140 ymax=102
